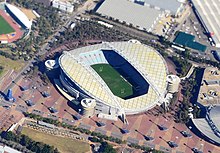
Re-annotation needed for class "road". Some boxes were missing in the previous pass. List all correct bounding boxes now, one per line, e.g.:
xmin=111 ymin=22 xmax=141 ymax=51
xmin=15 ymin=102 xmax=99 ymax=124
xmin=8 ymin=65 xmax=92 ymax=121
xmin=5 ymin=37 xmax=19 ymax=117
xmin=40 ymin=0 xmax=96 ymax=55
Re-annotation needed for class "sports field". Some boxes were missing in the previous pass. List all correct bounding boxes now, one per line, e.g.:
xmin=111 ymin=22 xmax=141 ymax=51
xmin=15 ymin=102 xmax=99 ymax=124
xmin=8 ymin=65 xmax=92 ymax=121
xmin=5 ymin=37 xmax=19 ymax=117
xmin=0 ymin=15 xmax=15 ymax=35
xmin=92 ymin=64 xmax=133 ymax=99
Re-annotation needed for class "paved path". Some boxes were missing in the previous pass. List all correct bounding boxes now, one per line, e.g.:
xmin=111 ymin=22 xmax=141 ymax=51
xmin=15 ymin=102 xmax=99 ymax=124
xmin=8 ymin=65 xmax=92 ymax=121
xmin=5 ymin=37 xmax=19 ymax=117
xmin=181 ymin=63 xmax=198 ymax=80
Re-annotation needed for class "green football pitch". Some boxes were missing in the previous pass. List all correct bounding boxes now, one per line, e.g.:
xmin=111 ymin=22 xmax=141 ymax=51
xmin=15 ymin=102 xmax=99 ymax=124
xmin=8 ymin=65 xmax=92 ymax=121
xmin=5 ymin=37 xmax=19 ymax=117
xmin=0 ymin=15 xmax=15 ymax=35
xmin=91 ymin=64 xmax=133 ymax=99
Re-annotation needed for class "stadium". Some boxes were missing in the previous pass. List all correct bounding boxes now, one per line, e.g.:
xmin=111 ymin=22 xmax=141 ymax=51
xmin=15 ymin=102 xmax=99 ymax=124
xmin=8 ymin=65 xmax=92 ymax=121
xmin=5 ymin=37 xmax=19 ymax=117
xmin=0 ymin=2 xmax=32 ymax=43
xmin=57 ymin=41 xmax=168 ymax=118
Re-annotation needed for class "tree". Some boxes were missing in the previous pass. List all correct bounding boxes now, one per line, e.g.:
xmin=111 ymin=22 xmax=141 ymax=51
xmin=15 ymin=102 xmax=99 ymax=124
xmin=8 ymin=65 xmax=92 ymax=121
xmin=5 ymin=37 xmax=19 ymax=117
xmin=98 ymin=142 xmax=116 ymax=153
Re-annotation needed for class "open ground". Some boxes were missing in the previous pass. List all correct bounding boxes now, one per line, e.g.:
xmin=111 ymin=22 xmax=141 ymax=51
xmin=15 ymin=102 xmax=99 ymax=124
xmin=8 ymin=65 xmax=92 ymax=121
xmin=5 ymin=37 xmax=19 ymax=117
xmin=21 ymin=127 xmax=90 ymax=153
xmin=0 ymin=55 xmax=25 ymax=78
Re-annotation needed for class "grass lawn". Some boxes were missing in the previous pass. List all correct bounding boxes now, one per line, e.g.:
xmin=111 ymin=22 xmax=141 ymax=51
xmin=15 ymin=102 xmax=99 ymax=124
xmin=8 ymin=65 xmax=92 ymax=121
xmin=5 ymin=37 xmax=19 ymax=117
xmin=0 ymin=15 xmax=15 ymax=35
xmin=91 ymin=64 xmax=133 ymax=99
xmin=0 ymin=55 xmax=25 ymax=77
xmin=21 ymin=127 xmax=90 ymax=153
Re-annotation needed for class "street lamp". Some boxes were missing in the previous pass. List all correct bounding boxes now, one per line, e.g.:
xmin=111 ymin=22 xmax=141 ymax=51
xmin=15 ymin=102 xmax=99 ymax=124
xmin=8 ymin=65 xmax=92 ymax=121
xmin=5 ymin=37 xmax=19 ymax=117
xmin=168 ymin=136 xmax=178 ymax=148
xmin=181 ymin=126 xmax=192 ymax=138
xmin=145 ymin=129 xmax=154 ymax=141
xmin=192 ymin=143 xmax=203 ymax=153
xmin=74 ymin=109 xmax=82 ymax=120
xmin=159 ymin=119 xmax=168 ymax=131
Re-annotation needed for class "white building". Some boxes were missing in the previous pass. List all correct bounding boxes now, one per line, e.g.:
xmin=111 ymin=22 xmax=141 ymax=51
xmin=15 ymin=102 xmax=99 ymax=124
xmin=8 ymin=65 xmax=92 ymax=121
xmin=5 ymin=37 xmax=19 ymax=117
xmin=5 ymin=3 xmax=32 ymax=29
xmin=52 ymin=0 xmax=74 ymax=13
xmin=130 ymin=0 xmax=186 ymax=17
xmin=191 ymin=0 xmax=220 ymax=48
xmin=96 ymin=0 xmax=164 ymax=32
xmin=0 ymin=145 xmax=22 ymax=153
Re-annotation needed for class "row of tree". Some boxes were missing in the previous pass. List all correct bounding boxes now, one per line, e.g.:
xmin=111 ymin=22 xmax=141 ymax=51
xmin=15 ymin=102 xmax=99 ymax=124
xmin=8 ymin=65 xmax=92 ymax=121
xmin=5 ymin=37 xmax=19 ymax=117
xmin=50 ymin=20 xmax=134 ymax=48
xmin=169 ymin=55 xmax=192 ymax=77
xmin=24 ymin=112 xmax=165 ymax=152
xmin=175 ymin=68 xmax=202 ymax=123
xmin=1 ymin=131 xmax=59 ymax=153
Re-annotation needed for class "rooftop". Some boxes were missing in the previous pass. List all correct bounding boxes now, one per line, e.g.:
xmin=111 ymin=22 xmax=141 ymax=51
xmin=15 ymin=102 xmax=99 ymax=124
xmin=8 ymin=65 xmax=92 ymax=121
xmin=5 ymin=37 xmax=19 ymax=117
xmin=192 ymin=0 xmax=220 ymax=47
xmin=197 ymin=67 xmax=220 ymax=106
xmin=5 ymin=3 xmax=32 ymax=29
xmin=192 ymin=105 xmax=220 ymax=145
xmin=173 ymin=32 xmax=207 ymax=52
xmin=143 ymin=0 xmax=184 ymax=14
xmin=96 ymin=0 xmax=162 ymax=31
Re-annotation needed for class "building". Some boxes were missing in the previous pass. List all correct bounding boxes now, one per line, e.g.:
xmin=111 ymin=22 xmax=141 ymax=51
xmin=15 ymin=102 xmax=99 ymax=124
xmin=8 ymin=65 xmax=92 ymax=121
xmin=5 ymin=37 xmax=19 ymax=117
xmin=96 ymin=0 xmax=164 ymax=32
xmin=5 ymin=3 xmax=32 ymax=29
xmin=131 ymin=0 xmax=186 ymax=17
xmin=52 ymin=0 xmax=74 ymax=13
xmin=56 ymin=41 xmax=168 ymax=119
xmin=191 ymin=0 xmax=220 ymax=48
xmin=192 ymin=105 xmax=220 ymax=145
xmin=192 ymin=67 xmax=220 ymax=145
xmin=167 ymin=75 xmax=180 ymax=93
xmin=45 ymin=59 xmax=59 ymax=70
xmin=81 ymin=98 xmax=96 ymax=117
xmin=173 ymin=31 xmax=207 ymax=52
xmin=0 ymin=145 xmax=21 ymax=153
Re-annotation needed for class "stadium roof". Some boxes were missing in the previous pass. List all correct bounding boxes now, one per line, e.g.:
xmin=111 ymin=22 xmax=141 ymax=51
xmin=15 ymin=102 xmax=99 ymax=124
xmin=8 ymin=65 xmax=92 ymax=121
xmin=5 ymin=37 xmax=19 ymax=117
xmin=192 ymin=0 xmax=220 ymax=47
xmin=59 ymin=42 xmax=168 ymax=114
xmin=96 ymin=0 xmax=163 ymax=31
xmin=144 ymin=0 xmax=184 ymax=14
xmin=5 ymin=3 xmax=32 ymax=29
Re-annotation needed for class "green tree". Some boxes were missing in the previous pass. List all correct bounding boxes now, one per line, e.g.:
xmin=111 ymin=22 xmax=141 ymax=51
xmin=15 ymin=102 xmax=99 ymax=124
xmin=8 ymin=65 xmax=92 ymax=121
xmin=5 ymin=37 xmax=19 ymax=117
xmin=98 ymin=142 xmax=116 ymax=153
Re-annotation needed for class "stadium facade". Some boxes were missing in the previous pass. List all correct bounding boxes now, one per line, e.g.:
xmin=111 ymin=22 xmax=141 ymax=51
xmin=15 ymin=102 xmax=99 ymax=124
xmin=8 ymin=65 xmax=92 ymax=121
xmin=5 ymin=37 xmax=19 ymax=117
xmin=57 ymin=41 xmax=169 ymax=119
xmin=5 ymin=3 xmax=32 ymax=29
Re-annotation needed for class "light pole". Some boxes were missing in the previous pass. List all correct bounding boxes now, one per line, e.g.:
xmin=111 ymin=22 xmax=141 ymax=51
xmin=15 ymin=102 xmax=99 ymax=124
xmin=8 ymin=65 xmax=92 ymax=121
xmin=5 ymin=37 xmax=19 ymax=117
xmin=146 ymin=129 xmax=154 ymax=141
xmin=74 ymin=108 xmax=82 ymax=120
xmin=168 ymin=136 xmax=178 ymax=148
xmin=192 ymin=143 xmax=203 ymax=153
xmin=181 ymin=126 xmax=192 ymax=138
xmin=174 ymin=136 xmax=178 ymax=144
xmin=159 ymin=119 xmax=168 ymax=131
xmin=198 ymin=143 xmax=204 ymax=152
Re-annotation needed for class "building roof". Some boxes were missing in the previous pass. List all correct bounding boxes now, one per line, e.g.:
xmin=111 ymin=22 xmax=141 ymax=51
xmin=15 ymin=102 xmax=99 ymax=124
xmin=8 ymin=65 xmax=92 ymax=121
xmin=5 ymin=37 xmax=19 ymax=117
xmin=193 ymin=118 xmax=220 ymax=145
xmin=197 ymin=67 xmax=220 ymax=106
xmin=173 ymin=32 xmax=207 ymax=52
xmin=59 ymin=42 xmax=168 ymax=114
xmin=96 ymin=0 xmax=162 ymax=31
xmin=192 ymin=0 xmax=220 ymax=47
xmin=0 ymin=145 xmax=22 ymax=153
xmin=6 ymin=3 xmax=32 ymax=29
xmin=144 ymin=0 xmax=183 ymax=14
xmin=192 ymin=106 xmax=220 ymax=145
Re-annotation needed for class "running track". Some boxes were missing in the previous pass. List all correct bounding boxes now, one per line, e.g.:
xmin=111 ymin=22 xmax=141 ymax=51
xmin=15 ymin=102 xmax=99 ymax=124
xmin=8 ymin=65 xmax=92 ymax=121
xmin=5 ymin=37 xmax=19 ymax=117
xmin=0 ymin=10 xmax=23 ymax=43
